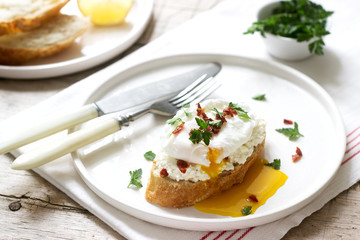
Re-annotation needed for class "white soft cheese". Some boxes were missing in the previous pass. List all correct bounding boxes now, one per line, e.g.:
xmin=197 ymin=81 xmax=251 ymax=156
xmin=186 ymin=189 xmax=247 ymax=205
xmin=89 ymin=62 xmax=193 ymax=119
xmin=154 ymin=99 xmax=266 ymax=182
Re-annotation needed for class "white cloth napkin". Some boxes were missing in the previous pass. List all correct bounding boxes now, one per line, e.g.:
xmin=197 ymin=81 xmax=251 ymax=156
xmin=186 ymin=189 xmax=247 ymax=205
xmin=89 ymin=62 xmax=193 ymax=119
xmin=4 ymin=0 xmax=360 ymax=239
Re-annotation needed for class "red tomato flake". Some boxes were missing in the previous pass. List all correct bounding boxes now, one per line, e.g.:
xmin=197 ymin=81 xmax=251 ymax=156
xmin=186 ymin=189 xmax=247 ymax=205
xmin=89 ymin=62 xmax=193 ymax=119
xmin=223 ymin=156 xmax=230 ymax=162
xmin=196 ymin=103 xmax=212 ymax=121
xmin=209 ymin=125 xmax=221 ymax=134
xmin=223 ymin=107 xmax=237 ymax=117
xmin=172 ymin=122 xmax=185 ymax=134
xmin=216 ymin=113 xmax=227 ymax=123
xmin=177 ymin=159 xmax=189 ymax=173
xmin=284 ymin=119 xmax=294 ymax=125
xmin=248 ymin=194 xmax=259 ymax=203
xmin=292 ymin=147 xmax=303 ymax=162
xmin=160 ymin=168 xmax=168 ymax=177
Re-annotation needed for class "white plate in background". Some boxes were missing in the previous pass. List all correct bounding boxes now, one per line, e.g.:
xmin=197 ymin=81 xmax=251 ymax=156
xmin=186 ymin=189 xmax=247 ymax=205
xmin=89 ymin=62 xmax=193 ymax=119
xmin=0 ymin=0 xmax=153 ymax=79
xmin=72 ymin=53 xmax=346 ymax=231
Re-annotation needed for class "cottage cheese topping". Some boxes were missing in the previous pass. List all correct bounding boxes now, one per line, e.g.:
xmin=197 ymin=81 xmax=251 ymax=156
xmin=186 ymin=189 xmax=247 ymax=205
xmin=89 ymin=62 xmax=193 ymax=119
xmin=161 ymin=99 xmax=259 ymax=166
xmin=153 ymin=99 xmax=266 ymax=182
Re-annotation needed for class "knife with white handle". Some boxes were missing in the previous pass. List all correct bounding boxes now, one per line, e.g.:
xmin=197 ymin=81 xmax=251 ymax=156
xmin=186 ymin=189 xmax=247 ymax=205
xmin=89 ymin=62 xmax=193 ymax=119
xmin=0 ymin=63 xmax=221 ymax=155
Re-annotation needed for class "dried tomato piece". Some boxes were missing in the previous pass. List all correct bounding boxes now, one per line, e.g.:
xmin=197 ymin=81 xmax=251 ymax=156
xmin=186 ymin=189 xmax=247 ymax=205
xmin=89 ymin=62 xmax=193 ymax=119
xmin=223 ymin=107 xmax=237 ymax=117
xmin=284 ymin=119 xmax=294 ymax=125
xmin=292 ymin=147 xmax=303 ymax=162
xmin=216 ymin=113 xmax=227 ymax=123
xmin=160 ymin=168 xmax=168 ymax=177
xmin=248 ymin=194 xmax=258 ymax=203
xmin=196 ymin=103 xmax=211 ymax=121
xmin=177 ymin=159 xmax=189 ymax=173
xmin=172 ymin=122 xmax=185 ymax=134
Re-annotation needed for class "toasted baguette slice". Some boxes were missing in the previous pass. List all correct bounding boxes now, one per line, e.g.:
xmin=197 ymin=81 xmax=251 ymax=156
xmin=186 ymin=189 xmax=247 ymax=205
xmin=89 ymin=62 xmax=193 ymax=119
xmin=145 ymin=139 xmax=265 ymax=208
xmin=0 ymin=14 xmax=88 ymax=65
xmin=0 ymin=0 xmax=70 ymax=36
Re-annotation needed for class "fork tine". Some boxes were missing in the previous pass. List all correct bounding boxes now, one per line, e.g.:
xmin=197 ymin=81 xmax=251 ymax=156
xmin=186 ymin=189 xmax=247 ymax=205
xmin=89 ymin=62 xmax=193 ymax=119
xmin=174 ymin=79 xmax=220 ymax=108
xmin=171 ymin=76 xmax=216 ymax=105
xmin=169 ymin=73 xmax=209 ymax=102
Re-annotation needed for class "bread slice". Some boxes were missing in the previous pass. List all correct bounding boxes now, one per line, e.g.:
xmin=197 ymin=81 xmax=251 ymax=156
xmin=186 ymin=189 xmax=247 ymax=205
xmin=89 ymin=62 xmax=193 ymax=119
xmin=145 ymin=139 xmax=265 ymax=208
xmin=0 ymin=0 xmax=70 ymax=36
xmin=0 ymin=14 xmax=88 ymax=65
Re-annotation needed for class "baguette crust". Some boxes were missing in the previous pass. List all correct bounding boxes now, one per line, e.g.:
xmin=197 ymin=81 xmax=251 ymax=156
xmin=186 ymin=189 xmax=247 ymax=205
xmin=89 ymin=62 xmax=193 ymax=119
xmin=145 ymin=139 xmax=265 ymax=208
xmin=0 ymin=0 xmax=70 ymax=36
xmin=0 ymin=14 xmax=88 ymax=65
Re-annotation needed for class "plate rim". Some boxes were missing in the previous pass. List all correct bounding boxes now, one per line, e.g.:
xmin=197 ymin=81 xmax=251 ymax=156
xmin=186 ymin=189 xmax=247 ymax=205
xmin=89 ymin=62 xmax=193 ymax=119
xmin=72 ymin=53 xmax=346 ymax=231
xmin=0 ymin=0 xmax=154 ymax=79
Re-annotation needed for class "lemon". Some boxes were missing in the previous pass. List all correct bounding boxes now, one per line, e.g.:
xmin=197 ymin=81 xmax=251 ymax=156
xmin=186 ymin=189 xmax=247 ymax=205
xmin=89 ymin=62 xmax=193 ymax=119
xmin=77 ymin=0 xmax=133 ymax=26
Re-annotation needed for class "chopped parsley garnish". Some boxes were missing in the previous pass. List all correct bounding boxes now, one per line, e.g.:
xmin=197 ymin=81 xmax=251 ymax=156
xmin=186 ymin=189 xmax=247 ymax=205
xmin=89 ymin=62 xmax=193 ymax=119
xmin=229 ymin=102 xmax=251 ymax=119
xmin=128 ymin=168 xmax=143 ymax=188
xmin=209 ymin=119 xmax=222 ymax=128
xmin=252 ymin=94 xmax=266 ymax=101
xmin=244 ymin=0 xmax=333 ymax=55
xmin=211 ymin=107 xmax=224 ymax=118
xmin=265 ymin=159 xmax=281 ymax=170
xmin=189 ymin=117 xmax=212 ymax=145
xmin=166 ymin=117 xmax=182 ymax=125
xmin=276 ymin=122 xmax=304 ymax=140
xmin=144 ymin=151 xmax=156 ymax=161
xmin=182 ymin=104 xmax=192 ymax=117
xmin=242 ymin=206 xmax=252 ymax=216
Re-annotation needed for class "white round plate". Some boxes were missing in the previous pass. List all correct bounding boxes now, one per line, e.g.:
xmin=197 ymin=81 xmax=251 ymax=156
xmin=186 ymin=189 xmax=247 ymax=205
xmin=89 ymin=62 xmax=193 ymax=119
xmin=72 ymin=53 xmax=346 ymax=231
xmin=0 ymin=0 xmax=153 ymax=79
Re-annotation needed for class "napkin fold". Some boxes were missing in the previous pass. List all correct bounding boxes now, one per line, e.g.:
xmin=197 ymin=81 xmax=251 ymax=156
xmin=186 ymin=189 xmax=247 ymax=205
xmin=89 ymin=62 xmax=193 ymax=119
xmin=4 ymin=0 xmax=360 ymax=239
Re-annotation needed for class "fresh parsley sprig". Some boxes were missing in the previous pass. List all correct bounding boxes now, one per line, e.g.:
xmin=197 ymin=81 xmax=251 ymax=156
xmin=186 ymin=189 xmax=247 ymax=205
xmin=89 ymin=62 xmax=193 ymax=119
xmin=276 ymin=122 xmax=304 ymax=140
xmin=128 ymin=168 xmax=143 ymax=188
xmin=252 ymin=94 xmax=266 ymax=101
xmin=189 ymin=118 xmax=213 ymax=145
xmin=166 ymin=117 xmax=182 ymax=125
xmin=241 ymin=206 xmax=252 ymax=216
xmin=182 ymin=104 xmax=192 ymax=117
xmin=144 ymin=151 xmax=156 ymax=161
xmin=229 ymin=102 xmax=251 ymax=119
xmin=244 ymin=0 xmax=333 ymax=55
xmin=265 ymin=159 xmax=281 ymax=170
xmin=211 ymin=107 xmax=224 ymax=118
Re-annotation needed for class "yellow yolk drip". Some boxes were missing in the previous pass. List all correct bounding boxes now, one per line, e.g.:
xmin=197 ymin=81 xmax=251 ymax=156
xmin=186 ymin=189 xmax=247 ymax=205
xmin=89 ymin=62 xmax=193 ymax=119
xmin=194 ymin=158 xmax=288 ymax=217
xmin=201 ymin=148 xmax=225 ymax=178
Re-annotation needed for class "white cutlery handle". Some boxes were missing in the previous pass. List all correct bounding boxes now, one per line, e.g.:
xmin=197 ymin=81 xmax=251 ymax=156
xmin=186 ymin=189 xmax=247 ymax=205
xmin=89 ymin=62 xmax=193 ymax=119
xmin=0 ymin=104 xmax=99 ymax=155
xmin=11 ymin=118 xmax=121 ymax=170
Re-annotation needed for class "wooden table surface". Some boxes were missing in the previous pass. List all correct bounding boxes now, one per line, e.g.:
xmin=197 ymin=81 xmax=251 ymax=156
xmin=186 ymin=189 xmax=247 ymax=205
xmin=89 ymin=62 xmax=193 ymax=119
xmin=1 ymin=0 xmax=359 ymax=239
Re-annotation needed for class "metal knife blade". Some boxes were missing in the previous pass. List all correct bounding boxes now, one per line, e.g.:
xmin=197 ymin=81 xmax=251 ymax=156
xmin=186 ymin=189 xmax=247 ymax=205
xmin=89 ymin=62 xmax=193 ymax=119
xmin=94 ymin=62 xmax=222 ymax=114
xmin=0 ymin=62 xmax=221 ymax=155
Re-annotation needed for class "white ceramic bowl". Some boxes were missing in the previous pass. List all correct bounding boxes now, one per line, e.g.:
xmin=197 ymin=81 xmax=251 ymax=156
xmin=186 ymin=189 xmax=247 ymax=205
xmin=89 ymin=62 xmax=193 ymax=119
xmin=257 ymin=2 xmax=313 ymax=61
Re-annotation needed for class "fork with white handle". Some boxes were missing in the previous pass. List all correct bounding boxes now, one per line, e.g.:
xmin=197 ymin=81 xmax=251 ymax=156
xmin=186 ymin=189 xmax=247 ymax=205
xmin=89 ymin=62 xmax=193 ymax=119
xmin=11 ymin=75 xmax=220 ymax=170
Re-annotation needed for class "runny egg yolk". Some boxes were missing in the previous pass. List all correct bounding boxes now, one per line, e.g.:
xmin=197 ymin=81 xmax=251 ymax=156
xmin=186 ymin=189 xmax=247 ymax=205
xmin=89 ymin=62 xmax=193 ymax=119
xmin=194 ymin=158 xmax=288 ymax=217
xmin=201 ymin=148 xmax=225 ymax=178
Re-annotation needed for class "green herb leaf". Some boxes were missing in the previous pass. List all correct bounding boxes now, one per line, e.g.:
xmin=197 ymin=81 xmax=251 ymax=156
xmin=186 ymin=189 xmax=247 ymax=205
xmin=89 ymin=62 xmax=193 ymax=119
xmin=265 ymin=159 xmax=281 ymax=170
xmin=209 ymin=119 xmax=222 ymax=128
xmin=182 ymin=104 xmax=192 ymax=117
xmin=182 ymin=104 xmax=190 ymax=108
xmin=189 ymin=118 xmax=213 ymax=146
xmin=195 ymin=117 xmax=209 ymax=130
xmin=229 ymin=102 xmax=251 ymax=119
xmin=166 ymin=117 xmax=182 ymax=125
xmin=211 ymin=107 xmax=224 ymax=117
xmin=242 ymin=206 xmax=252 ymax=216
xmin=144 ymin=151 xmax=156 ymax=161
xmin=189 ymin=129 xmax=203 ymax=144
xmin=128 ymin=168 xmax=143 ymax=188
xmin=202 ymin=131 xmax=212 ymax=146
xmin=252 ymin=94 xmax=266 ymax=101
xmin=276 ymin=122 xmax=304 ymax=140
xmin=244 ymin=0 xmax=333 ymax=56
